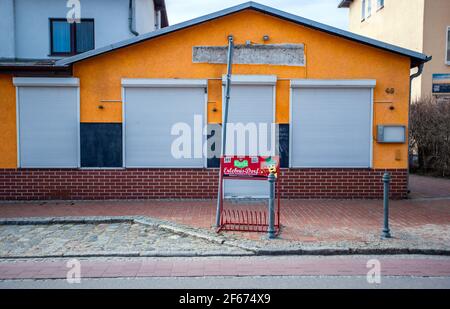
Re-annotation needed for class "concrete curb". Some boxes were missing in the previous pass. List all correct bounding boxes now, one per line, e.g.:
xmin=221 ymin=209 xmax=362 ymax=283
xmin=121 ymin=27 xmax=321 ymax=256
xmin=1 ymin=216 xmax=450 ymax=258
xmin=255 ymin=248 xmax=450 ymax=256
xmin=0 ymin=252 xmax=256 ymax=260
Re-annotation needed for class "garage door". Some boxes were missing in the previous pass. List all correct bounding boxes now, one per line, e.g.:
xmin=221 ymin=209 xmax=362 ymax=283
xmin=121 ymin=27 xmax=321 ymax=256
xmin=290 ymin=80 xmax=375 ymax=168
xmin=14 ymin=78 xmax=80 ymax=168
xmin=122 ymin=79 xmax=206 ymax=167
xmin=223 ymin=75 xmax=276 ymax=198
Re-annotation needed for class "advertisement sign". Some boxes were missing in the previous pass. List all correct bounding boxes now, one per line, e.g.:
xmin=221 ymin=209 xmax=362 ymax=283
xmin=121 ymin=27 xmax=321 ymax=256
xmin=221 ymin=156 xmax=279 ymax=178
xmin=432 ymin=74 xmax=450 ymax=94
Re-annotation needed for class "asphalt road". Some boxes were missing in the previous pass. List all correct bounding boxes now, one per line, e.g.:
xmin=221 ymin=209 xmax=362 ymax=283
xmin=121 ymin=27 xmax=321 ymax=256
xmin=1 ymin=275 xmax=450 ymax=289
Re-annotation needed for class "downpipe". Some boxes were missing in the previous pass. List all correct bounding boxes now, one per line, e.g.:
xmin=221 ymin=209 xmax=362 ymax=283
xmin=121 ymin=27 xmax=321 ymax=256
xmin=129 ymin=0 xmax=139 ymax=36
xmin=407 ymin=63 xmax=424 ymax=194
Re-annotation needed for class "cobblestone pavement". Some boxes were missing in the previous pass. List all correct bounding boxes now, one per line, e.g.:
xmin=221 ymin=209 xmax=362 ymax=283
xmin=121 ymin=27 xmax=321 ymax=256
xmin=0 ymin=222 xmax=248 ymax=258
xmin=0 ymin=255 xmax=449 ymax=280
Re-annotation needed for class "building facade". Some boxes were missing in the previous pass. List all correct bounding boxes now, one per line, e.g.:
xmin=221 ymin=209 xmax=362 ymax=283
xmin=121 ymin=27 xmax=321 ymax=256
xmin=338 ymin=0 xmax=450 ymax=101
xmin=0 ymin=0 xmax=168 ymax=61
xmin=0 ymin=2 xmax=429 ymax=200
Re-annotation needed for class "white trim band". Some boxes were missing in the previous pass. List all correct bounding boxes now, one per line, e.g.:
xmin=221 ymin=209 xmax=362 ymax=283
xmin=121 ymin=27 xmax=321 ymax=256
xmin=222 ymin=75 xmax=277 ymax=85
xmin=13 ymin=77 xmax=80 ymax=87
xmin=291 ymin=79 xmax=376 ymax=88
xmin=121 ymin=79 xmax=207 ymax=88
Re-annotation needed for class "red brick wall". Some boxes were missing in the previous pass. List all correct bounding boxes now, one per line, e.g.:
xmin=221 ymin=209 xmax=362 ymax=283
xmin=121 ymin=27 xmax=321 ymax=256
xmin=0 ymin=168 xmax=407 ymax=200
xmin=279 ymin=169 xmax=407 ymax=199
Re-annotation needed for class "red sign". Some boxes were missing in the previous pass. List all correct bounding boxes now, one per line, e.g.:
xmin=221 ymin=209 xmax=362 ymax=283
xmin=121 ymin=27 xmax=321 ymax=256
xmin=221 ymin=156 xmax=279 ymax=178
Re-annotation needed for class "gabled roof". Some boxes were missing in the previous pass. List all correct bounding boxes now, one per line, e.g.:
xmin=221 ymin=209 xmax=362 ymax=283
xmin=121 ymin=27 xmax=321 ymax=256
xmin=56 ymin=1 xmax=430 ymax=68
xmin=338 ymin=0 xmax=354 ymax=8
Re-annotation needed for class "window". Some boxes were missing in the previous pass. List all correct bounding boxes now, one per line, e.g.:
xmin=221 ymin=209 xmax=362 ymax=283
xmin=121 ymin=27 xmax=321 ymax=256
xmin=50 ymin=19 xmax=94 ymax=55
xmin=367 ymin=0 xmax=372 ymax=17
xmin=447 ymin=27 xmax=450 ymax=65
xmin=361 ymin=0 xmax=366 ymax=21
xmin=377 ymin=0 xmax=384 ymax=10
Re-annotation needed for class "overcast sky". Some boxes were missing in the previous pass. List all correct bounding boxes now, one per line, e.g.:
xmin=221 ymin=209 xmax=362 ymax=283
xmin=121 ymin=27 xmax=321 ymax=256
xmin=164 ymin=0 xmax=349 ymax=30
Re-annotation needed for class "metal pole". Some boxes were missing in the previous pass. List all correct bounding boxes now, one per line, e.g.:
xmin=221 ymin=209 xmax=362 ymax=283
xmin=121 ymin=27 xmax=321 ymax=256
xmin=267 ymin=173 xmax=276 ymax=239
xmin=215 ymin=35 xmax=234 ymax=228
xmin=382 ymin=172 xmax=392 ymax=239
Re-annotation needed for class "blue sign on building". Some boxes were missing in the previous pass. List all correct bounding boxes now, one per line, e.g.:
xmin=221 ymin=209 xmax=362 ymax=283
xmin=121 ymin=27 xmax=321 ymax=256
xmin=432 ymin=74 xmax=450 ymax=94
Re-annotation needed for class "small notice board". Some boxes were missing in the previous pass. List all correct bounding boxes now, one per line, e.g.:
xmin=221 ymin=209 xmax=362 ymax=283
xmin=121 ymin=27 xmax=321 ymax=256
xmin=217 ymin=155 xmax=281 ymax=233
xmin=221 ymin=156 xmax=280 ymax=179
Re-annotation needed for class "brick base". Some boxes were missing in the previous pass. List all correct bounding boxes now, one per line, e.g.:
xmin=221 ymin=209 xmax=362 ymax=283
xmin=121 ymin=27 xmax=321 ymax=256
xmin=0 ymin=168 xmax=407 ymax=200
xmin=280 ymin=169 xmax=407 ymax=199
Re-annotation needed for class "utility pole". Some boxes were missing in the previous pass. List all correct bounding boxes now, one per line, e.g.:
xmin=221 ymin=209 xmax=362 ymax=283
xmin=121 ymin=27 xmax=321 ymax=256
xmin=215 ymin=35 xmax=234 ymax=228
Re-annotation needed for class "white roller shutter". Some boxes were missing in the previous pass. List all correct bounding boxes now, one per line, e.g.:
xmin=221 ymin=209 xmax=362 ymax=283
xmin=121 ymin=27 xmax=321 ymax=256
xmin=290 ymin=80 xmax=375 ymax=168
xmin=123 ymin=79 xmax=206 ymax=167
xmin=222 ymin=75 xmax=276 ymax=198
xmin=14 ymin=78 xmax=80 ymax=168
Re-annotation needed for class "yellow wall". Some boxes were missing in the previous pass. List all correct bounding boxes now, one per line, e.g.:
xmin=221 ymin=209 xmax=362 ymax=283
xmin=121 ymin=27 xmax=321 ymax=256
xmin=0 ymin=9 xmax=412 ymax=169
xmin=0 ymin=74 xmax=17 ymax=168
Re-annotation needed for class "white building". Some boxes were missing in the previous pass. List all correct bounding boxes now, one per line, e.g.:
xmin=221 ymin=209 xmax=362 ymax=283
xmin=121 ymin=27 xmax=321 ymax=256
xmin=0 ymin=0 xmax=168 ymax=63
xmin=338 ymin=0 xmax=450 ymax=102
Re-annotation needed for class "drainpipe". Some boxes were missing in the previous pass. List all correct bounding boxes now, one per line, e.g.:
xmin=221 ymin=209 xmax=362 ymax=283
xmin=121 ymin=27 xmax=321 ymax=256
xmin=407 ymin=63 xmax=425 ymax=194
xmin=155 ymin=10 xmax=162 ymax=30
xmin=128 ymin=0 xmax=139 ymax=36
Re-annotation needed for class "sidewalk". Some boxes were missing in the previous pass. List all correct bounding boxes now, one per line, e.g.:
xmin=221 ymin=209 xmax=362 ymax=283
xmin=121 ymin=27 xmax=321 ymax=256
xmin=0 ymin=198 xmax=449 ymax=252
xmin=1 ymin=256 xmax=450 ymax=280
xmin=408 ymin=174 xmax=450 ymax=199
xmin=0 ymin=175 xmax=449 ymax=255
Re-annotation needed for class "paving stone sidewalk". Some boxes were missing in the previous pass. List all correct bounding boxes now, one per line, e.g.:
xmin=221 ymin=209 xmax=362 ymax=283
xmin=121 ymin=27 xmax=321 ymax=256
xmin=0 ymin=175 xmax=448 ymax=257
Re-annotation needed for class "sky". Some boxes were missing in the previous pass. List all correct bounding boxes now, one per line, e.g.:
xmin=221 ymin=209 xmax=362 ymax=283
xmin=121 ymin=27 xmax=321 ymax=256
xmin=164 ymin=0 xmax=349 ymax=30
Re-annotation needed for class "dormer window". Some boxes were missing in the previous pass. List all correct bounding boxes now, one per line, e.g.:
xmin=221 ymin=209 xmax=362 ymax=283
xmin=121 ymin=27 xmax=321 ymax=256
xmin=50 ymin=18 xmax=94 ymax=56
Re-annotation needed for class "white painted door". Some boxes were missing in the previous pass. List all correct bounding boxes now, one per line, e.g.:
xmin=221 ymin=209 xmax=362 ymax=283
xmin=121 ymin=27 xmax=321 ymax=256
xmin=123 ymin=80 xmax=206 ymax=167
xmin=223 ymin=77 xmax=276 ymax=198
xmin=291 ymin=85 xmax=373 ymax=168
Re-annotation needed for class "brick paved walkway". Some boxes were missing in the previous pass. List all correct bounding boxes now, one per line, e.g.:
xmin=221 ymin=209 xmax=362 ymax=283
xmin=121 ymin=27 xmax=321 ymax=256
xmin=409 ymin=174 xmax=450 ymax=199
xmin=0 ymin=198 xmax=449 ymax=243
xmin=0 ymin=256 xmax=449 ymax=279
xmin=0 ymin=174 xmax=448 ymax=244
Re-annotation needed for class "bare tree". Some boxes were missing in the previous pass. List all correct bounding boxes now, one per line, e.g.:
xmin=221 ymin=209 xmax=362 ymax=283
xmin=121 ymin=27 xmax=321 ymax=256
xmin=410 ymin=96 xmax=450 ymax=177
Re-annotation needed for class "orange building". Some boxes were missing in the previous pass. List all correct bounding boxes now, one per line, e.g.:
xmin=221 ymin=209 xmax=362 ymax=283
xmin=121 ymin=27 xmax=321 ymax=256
xmin=0 ymin=2 xmax=430 ymax=200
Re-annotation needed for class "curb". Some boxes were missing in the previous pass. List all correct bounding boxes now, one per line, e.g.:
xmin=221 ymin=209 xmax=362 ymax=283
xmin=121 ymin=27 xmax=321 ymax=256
xmin=255 ymin=248 xmax=450 ymax=256
xmin=0 ymin=252 xmax=256 ymax=260
xmin=1 ymin=216 xmax=450 ymax=258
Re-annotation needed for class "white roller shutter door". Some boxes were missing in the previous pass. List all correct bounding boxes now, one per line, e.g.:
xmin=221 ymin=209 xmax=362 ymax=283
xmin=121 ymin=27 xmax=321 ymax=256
xmin=223 ymin=76 xmax=276 ymax=198
xmin=123 ymin=79 xmax=206 ymax=167
xmin=14 ymin=78 xmax=80 ymax=168
xmin=290 ymin=80 xmax=375 ymax=168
